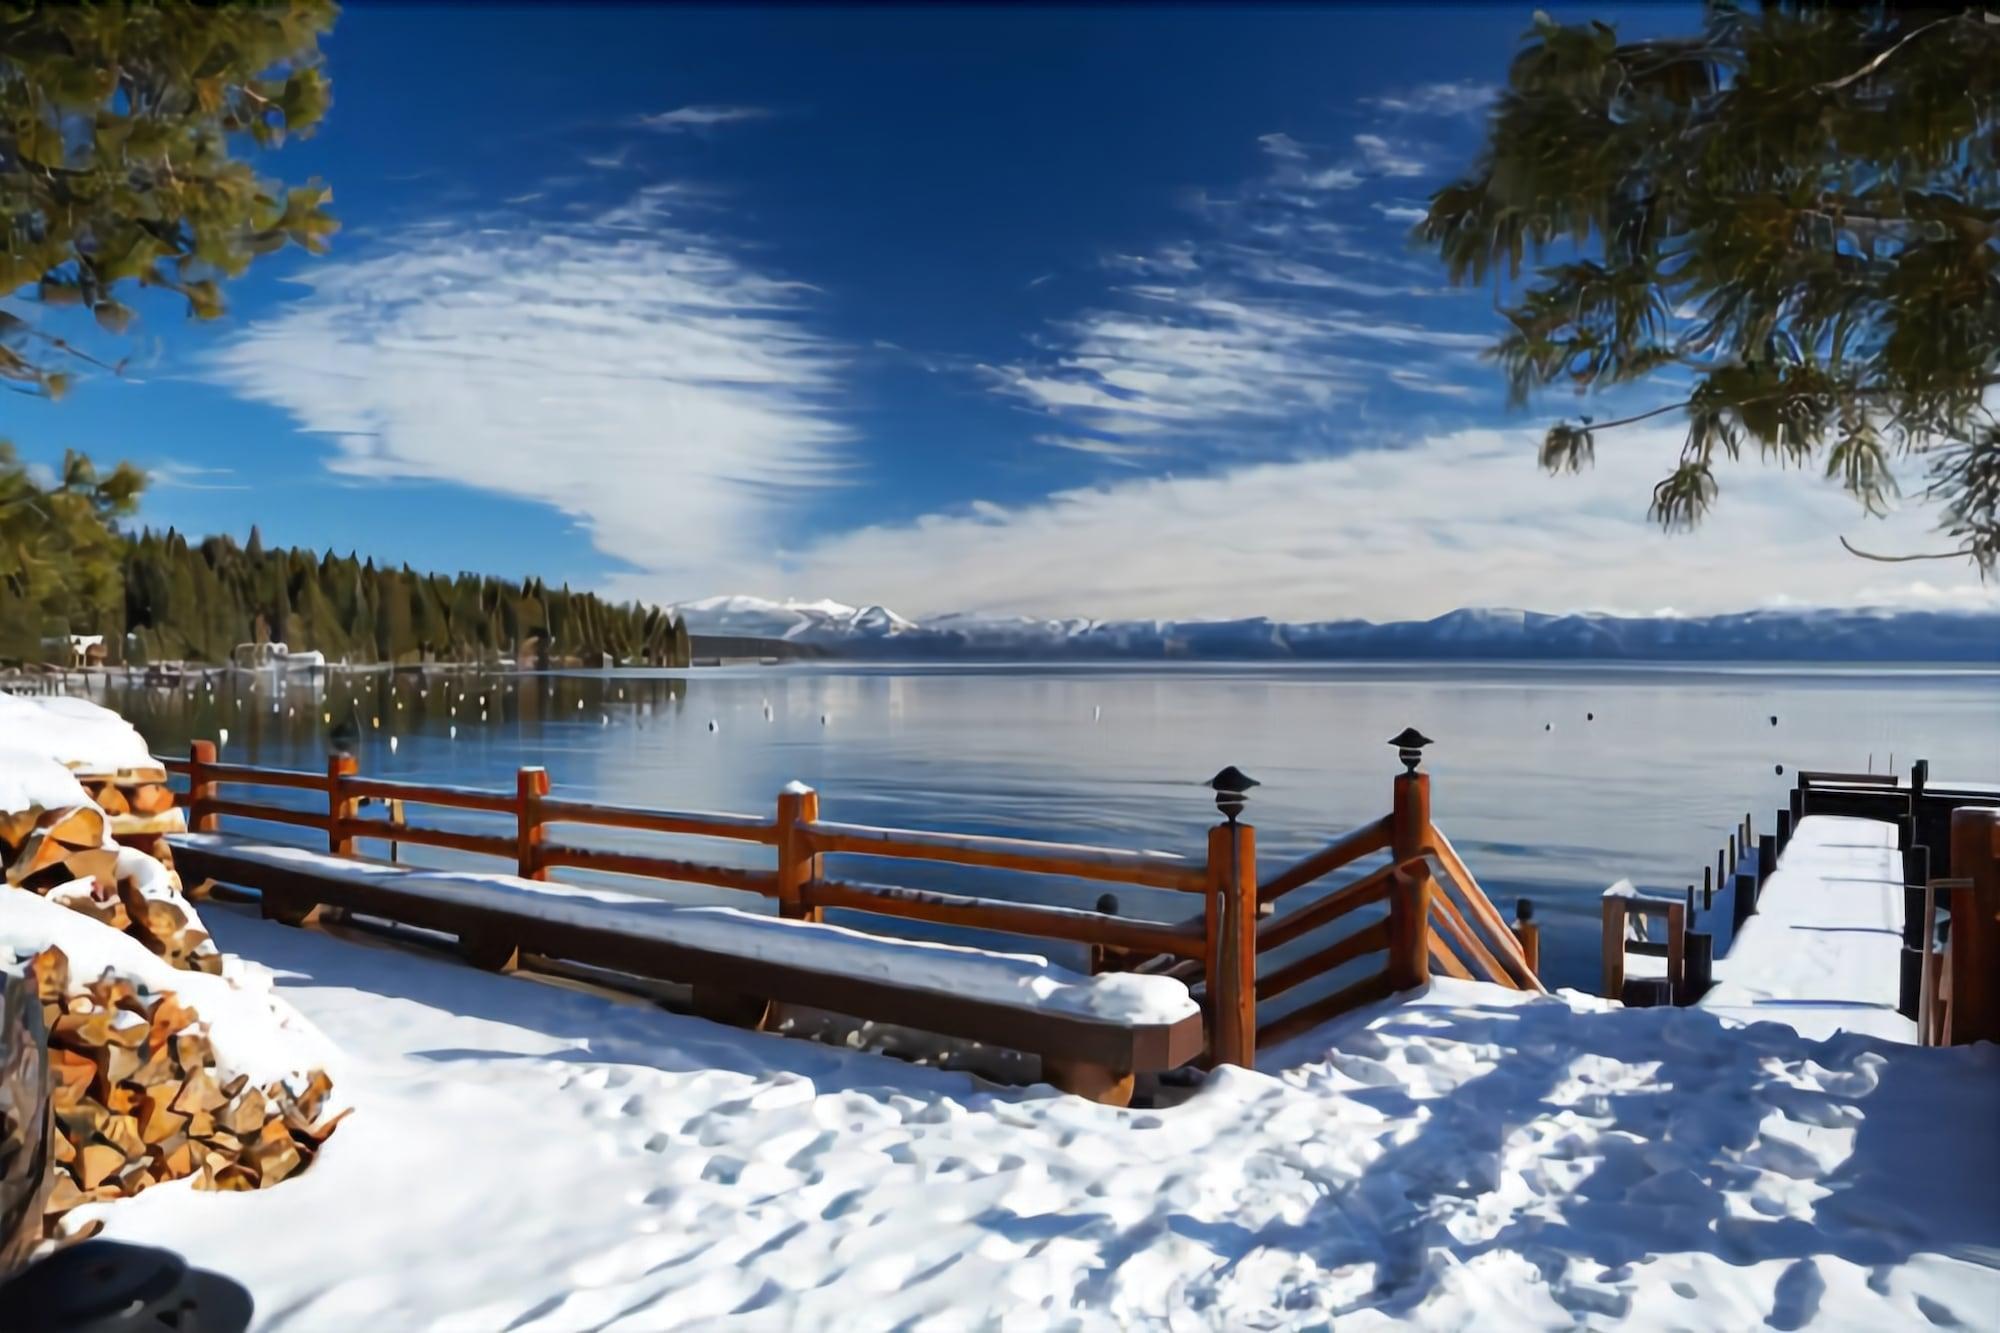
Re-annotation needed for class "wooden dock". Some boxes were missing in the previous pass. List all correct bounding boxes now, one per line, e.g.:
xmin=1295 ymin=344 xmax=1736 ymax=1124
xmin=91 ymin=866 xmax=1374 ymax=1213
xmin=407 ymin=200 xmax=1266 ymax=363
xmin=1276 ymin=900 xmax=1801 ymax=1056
xmin=159 ymin=732 xmax=1542 ymax=1083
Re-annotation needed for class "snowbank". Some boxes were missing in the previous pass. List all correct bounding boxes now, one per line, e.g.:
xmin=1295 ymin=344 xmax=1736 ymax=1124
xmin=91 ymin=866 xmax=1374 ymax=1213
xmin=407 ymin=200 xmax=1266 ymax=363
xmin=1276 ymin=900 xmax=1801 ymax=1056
xmin=0 ymin=748 xmax=90 ymax=820
xmin=90 ymin=906 xmax=2000 ymax=1330
xmin=0 ymin=693 xmax=157 ymax=775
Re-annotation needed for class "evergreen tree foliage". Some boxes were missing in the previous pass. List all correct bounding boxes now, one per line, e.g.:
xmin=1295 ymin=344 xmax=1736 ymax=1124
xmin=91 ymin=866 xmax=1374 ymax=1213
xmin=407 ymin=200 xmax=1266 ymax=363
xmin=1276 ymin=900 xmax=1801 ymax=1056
xmin=0 ymin=442 xmax=142 ymax=658
xmin=1422 ymin=3 xmax=2000 ymax=568
xmin=0 ymin=1 xmax=338 ymax=396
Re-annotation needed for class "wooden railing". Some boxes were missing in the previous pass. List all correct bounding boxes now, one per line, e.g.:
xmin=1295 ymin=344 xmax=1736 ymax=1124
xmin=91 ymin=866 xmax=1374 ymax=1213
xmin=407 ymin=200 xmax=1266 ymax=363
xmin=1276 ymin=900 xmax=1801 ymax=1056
xmin=1917 ymin=808 xmax=2000 ymax=1046
xmin=166 ymin=735 xmax=1540 ymax=1068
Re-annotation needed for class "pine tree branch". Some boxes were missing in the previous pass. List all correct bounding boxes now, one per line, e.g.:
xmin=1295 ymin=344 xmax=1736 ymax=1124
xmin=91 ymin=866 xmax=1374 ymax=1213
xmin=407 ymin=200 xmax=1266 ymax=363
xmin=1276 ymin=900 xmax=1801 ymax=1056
xmin=1838 ymin=535 xmax=1977 ymax=563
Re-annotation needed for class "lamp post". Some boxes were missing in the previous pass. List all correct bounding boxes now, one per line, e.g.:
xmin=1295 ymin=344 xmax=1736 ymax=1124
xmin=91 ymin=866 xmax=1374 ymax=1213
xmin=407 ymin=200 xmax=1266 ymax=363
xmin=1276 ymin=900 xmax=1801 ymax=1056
xmin=1206 ymin=765 xmax=1260 ymax=824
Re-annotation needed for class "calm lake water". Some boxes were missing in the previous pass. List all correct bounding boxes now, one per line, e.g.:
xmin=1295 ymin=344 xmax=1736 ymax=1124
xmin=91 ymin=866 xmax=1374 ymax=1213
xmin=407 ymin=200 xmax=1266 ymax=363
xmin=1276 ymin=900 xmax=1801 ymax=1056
xmin=84 ymin=661 xmax=2000 ymax=993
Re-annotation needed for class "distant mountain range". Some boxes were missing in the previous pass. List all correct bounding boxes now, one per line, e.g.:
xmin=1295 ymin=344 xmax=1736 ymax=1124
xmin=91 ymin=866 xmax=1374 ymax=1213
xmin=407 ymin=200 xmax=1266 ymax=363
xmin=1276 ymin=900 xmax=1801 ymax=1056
xmin=668 ymin=595 xmax=2000 ymax=663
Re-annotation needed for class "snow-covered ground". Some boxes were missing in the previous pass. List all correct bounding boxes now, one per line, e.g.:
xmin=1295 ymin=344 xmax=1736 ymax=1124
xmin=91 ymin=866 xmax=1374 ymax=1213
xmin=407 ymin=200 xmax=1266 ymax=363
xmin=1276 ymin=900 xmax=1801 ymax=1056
xmin=76 ymin=903 xmax=2000 ymax=1331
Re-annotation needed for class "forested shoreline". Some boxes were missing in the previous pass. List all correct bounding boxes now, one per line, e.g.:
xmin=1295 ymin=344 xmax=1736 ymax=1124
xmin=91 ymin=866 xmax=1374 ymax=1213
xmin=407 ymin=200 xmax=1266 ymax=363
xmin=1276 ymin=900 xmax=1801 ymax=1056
xmin=1 ymin=448 xmax=689 ymax=667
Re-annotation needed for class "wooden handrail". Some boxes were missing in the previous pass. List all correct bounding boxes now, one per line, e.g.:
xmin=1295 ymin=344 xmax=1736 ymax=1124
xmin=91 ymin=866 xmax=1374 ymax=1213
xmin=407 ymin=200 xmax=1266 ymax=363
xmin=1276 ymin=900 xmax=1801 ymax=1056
xmin=800 ymin=820 xmax=1208 ymax=892
xmin=1425 ymin=827 xmax=1544 ymax=991
xmin=804 ymin=876 xmax=1207 ymax=958
xmin=1256 ymin=917 xmax=1389 ymax=1001
xmin=1427 ymin=888 xmax=1509 ymax=986
xmin=340 ymin=819 xmax=516 ymax=862
xmin=345 ymin=776 xmax=516 ymax=815
xmin=1256 ymin=817 xmax=1391 ymax=905
xmin=1256 ymin=861 xmax=1395 ymax=952
xmin=1427 ymin=934 xmax=1473 ymax=980
xmin=1798 ymin=770 xmax=1900 ymax=787
xmin=1256 ymin=969 xmax=1394 ymax=1049
xmin=201 ymin=798 xmax=326 ymax=833
xmin=538 ymin=798 xmax=776 ymax=845
xmin=538 ymin=844 xmax=778 ymax=896
xmin=196 ymin=761 xmax=328 ymax=792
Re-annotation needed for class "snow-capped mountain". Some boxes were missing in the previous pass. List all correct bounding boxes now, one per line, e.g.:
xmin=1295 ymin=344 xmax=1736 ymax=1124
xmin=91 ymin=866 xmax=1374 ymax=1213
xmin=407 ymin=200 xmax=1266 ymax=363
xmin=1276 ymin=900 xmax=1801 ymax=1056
xmin=669 ymin=596 xmax=2000 ymax=662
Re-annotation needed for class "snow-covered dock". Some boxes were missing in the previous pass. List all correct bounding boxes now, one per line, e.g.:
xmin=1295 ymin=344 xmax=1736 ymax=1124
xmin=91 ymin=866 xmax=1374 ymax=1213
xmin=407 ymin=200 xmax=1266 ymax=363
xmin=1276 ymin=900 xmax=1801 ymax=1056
xmin=70 ymin=901 xmax=2000 ymax=1329
xmin=1699 ymin=815 xmax=1915 ymax=1043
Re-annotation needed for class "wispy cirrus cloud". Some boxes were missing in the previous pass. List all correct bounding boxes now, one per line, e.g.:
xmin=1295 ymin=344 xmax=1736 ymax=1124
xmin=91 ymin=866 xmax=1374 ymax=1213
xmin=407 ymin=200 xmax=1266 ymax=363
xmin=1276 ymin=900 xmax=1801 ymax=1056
xmin=146 ymin=462 xmax=250 ymax=492
xmin=984 ymin=132 xmax=1485 ymax=457
xmin=1365 ymin=80 xmax=1498 ymax=117
xmin=635 ymin=104 xmax=773 ymax=133
xmin=205 ymin=188 xmax=847 ymax=591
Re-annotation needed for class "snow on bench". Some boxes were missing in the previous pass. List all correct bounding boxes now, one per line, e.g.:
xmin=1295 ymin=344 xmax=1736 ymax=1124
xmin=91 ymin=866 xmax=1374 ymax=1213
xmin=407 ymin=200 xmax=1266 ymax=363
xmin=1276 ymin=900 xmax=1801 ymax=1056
xmin=167 ymin=832 xmax=1203 ymax=1102
xmin=1698 ymin=814 xmax=1915 ymax=1042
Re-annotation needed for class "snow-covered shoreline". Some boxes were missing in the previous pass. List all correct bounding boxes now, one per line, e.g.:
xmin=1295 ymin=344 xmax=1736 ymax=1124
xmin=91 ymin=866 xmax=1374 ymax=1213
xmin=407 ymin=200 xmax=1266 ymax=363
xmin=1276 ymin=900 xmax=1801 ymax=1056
xmin=75 ymin=903 xmax=2000 ymax=1330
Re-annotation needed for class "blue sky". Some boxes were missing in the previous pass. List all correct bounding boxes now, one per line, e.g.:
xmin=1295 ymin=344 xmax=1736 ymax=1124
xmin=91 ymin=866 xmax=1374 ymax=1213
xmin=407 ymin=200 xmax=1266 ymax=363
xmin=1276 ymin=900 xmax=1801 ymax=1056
xmin=12 ymin=4 xmax=1994 ymax=620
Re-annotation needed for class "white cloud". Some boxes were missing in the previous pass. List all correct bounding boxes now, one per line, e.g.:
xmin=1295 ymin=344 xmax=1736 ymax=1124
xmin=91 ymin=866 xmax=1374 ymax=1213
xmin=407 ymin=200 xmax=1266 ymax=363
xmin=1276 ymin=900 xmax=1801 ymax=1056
xmin=147 ymin=462 xmax=249 ymax=492
xmin=205 ymin=191 xmax=846 ymax=592
xmin=1257 ymin=132 xmax=1308 ymax=161
xmin=1373 ymin=202 xmax=1429 ymax=224
xmin=720 ymin=424 xmax=1997 ymax=621
xmin=1366 ymin=80 xmax=1498 ymax=117
xmin=635 ymin=104 xmax=772 ymax=132
xmin=1354 ymin=134 xmax=1427 ymax=178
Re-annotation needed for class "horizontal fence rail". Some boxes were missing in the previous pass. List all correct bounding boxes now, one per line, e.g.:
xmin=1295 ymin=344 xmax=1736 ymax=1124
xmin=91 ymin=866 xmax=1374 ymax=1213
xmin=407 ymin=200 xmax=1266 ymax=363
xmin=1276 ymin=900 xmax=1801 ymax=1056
xmin=163 ymin=732 xmax=1540 ymax=1069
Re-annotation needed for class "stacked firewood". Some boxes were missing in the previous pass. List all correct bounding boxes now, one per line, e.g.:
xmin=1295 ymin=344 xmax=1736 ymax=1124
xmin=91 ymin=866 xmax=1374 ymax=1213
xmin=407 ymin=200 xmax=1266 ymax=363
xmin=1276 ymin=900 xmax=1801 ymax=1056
xmin=3 ymin=794 xmax=218 ymax=976
xmin=27 ymin=946 xmax=342 ymax=1227
xmin=76 ymin=770 xmax=185 ymax=879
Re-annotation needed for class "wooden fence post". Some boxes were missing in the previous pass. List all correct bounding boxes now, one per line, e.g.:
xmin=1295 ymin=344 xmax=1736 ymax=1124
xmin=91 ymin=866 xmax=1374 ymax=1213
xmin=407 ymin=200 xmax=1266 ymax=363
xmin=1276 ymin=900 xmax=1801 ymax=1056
xmin=327 ymin=752 xmax=358 ymax=857
xmin=1205 ymin=820 xmax=1258 ymax=1068
xmin=1387 ymin=861 xmax=1432 ymax=991
xmin=776 ymin=782 xmax=820 ymax=921
xmin=1947 ymin=809 xmax=2000 ymax=1044
xmin=516 ymin=766 xmax=549 ymax=880
xmin=1389 ymin=764 xmax=1431 ymax=869
xmin=1601 ymin=894 xmax=1627 ymax=1000
xmin=187 ymin=739 xmax=219 ymax=833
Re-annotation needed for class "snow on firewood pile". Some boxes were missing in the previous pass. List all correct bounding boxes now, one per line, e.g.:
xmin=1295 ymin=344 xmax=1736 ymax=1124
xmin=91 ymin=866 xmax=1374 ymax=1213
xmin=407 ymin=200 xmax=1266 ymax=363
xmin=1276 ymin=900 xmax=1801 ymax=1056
xmin=1 ymin=694 xmax=215 ymax=973
xmin=80 ymin=902 xmax=2000 ymax=1331
xmin=2 ymin=697 xmax=346 ymax=1239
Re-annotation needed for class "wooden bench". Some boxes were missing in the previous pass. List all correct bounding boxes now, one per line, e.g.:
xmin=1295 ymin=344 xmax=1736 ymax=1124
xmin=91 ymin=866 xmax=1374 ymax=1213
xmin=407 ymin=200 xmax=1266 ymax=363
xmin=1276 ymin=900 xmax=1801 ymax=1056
xmin=168 ymin=832 xmax=1204 ymax=1104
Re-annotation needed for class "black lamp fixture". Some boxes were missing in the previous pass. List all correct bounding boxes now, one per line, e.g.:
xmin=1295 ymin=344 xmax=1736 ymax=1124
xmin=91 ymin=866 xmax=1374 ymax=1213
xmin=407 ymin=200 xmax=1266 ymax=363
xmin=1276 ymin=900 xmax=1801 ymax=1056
xmin=1205 ymin=765 xmax=1260 ymax=823
xmin=1387 ymin=727 xmax=1433 ymax=774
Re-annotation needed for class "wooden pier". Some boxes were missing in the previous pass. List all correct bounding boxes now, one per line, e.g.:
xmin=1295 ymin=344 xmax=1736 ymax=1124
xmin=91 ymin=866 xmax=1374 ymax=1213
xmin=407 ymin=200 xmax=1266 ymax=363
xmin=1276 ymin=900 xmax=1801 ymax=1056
xmin=1600 ymin=766 xmax=2000 ymax=1046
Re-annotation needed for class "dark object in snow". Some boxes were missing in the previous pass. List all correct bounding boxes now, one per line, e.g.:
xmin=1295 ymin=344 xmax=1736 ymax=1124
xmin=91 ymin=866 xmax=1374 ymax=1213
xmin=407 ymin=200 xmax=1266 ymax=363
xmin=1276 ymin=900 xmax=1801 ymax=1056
xmin=0 ymin=1239 xmax=253 ymax=1331
xmin=1770 ymin=715 xmax=1779 ymax=726
xmin=1544 ymin=723 xmax=1552 ymax=731
xmin=1776 ymin=764 xmax=1785 ymax=775
xmin=1205 ymin=766 xmax=1260 ymax=823
xmin=0 ymin=973 xmax=48 ymax=1280
xmin=1586 ymin=712 xmax=1595 ymax=721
